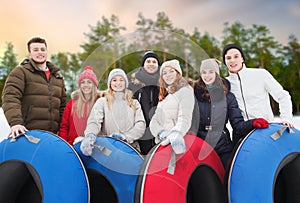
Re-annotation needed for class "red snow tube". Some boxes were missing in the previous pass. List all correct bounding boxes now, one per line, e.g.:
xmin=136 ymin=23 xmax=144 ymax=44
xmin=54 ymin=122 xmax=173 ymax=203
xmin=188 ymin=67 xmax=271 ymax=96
xmin=135 ymin=132 xmax=226 ymax=203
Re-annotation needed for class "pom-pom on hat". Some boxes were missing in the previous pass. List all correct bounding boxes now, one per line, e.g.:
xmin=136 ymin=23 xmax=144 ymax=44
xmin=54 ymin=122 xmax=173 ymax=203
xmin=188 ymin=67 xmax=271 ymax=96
xmin=222 ymin=44 xmax=245 ymax=63
xmin=142 ymin=51 xmax=161 ymax=66
xmin=160 ymin=59 xmax=182 ymax=75
xmin=78 ymin=66 xmax=98 ymax=87
xmin=200 ymin=58 xmax=221 ymax=75
xmin=107 ymin=68 xmax=129 ymax=88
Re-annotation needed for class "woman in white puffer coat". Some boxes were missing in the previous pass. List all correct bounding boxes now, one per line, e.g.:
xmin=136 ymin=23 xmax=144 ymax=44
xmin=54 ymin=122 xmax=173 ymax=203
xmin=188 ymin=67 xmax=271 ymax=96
xmin=150 ymin=59 xmax=194 ymax=154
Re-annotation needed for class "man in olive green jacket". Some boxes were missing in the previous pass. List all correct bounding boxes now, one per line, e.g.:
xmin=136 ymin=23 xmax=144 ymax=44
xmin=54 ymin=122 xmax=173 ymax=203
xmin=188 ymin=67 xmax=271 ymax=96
xmin=2 ymin=37 xmax=67 ymax=137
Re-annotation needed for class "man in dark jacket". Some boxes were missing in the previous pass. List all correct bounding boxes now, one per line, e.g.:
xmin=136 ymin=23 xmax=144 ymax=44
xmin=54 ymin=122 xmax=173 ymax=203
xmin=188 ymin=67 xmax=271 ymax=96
xmin=128 ymin=51 xmax=160 ymax=155
xmin=2 ymin=37 xmax=67 ymax=137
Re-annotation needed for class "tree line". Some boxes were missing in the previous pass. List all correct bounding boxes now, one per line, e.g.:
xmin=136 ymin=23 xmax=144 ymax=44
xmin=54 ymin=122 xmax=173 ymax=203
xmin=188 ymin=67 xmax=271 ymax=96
xmin=0 ymin=12 xmax=299 ymax=114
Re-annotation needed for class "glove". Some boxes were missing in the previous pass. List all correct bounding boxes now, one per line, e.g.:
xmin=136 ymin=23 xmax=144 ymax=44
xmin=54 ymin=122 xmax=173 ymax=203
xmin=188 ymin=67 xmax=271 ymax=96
xmin=252 ymin=118 xmax=269 ymax=128
xmin=80 ymin=134 xmax=96 ymax=156
xmin=73 ymin=136 xmax=84 ymax=145
xmin=111 ymin=133 xmax=127 ymax=141
xmin=160 ymin=130 xmax=186 ymax=154
xmin=169 ymin=131 xmax=186 ymax=154
xmin=161 ymin=136 xmax=171 ymax=146
xmin=158 ymin=130 xmax=171 ymax=141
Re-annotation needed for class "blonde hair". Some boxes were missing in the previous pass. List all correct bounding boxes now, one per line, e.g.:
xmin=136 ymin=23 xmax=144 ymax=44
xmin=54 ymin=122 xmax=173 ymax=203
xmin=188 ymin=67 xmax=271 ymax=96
xmin=74 ymin=84 xmax=98 ymax=118
xmin=106 ymin=88 xmax=136 ymax=112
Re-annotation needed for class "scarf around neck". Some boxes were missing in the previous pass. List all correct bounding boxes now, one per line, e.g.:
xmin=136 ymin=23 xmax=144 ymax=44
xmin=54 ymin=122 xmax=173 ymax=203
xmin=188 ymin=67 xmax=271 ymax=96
xmin=135 ymin=66 xmax=160 ymax=86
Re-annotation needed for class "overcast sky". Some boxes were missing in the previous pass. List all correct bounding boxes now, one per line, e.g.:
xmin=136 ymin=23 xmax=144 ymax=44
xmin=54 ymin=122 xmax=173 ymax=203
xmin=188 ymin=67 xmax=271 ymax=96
xmin=1 ymin=0 xmax=300 ymax=60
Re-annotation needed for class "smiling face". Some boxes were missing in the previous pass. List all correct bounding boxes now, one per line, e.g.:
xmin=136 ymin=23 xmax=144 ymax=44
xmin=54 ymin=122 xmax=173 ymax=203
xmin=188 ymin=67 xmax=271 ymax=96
xmin=80 ymin=78 xmax=94 ymax=97
xmin=224 ymin=48 xmax=244 ymax=73
xmin=201 ymin=69 xmax=216 ymax=86
xmin=110 ymin=75 xmax=126 ymax=92
xmin=162 ymin=66 xmax=178 ymax=85
xmin=144 ymin=57 xmax=159 ymax=74
xmin=29 ymin=42 xmax=48 ymax=66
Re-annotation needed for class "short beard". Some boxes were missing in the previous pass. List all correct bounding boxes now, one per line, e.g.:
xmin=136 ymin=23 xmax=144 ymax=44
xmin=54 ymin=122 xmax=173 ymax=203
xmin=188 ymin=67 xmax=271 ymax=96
xmin=32 ymin=59 xmax=46 ymax=65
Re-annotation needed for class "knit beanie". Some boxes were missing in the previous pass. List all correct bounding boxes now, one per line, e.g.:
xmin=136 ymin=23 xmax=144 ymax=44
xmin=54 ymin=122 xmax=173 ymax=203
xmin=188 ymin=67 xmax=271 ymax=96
xmin=222 ymin=44 xmax=245 ymax=63
xmin=160 ymin=59 xmax=182 ymax=75
xmin=78 ymin=66 xmax=98 ymax=87
xmin=142 ymin=51 xmax=161 ymax=66
xmin=107 ymin=68 xmax=129 ymax=88
xmin=200 ymin=58 xmax=221 ymax=75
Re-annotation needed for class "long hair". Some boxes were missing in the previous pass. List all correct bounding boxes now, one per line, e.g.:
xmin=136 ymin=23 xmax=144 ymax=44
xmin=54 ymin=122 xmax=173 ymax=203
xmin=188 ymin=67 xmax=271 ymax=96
xmin=194 ymin=74 xmax=229 ymax=99
xmin=158 ymin=71 xmax=189 ymax=101
xmin=105 ymin=88 xmax=136 ymax=112
xmin=74 ymin=84 xmax=98 ymax=118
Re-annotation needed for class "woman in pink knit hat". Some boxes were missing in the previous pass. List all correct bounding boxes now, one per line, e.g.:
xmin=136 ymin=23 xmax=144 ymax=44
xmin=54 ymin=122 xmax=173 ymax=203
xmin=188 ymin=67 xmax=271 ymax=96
xmin=59 ymin=66 xmax=102 ymax=145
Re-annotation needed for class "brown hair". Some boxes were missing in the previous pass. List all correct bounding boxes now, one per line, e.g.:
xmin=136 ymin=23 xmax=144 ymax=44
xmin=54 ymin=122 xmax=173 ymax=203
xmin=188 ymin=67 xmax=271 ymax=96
xmin=27 ymin=37 xmax=47 ymax=52
xmin=158 ymin=71 xmax=189 ymax=101
xmin=194 ymin=75 xmax=229 ymax=99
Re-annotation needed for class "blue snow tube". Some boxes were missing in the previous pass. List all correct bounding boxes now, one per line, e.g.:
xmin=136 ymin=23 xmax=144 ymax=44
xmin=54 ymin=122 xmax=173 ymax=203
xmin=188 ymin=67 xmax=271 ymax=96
xmin=74 ymin=136 xmax=144 ymax=203
xmin=0 ymin=130 xmax=89 ymax=203
xmin=228 ymin=123 xmax=300 ymax=203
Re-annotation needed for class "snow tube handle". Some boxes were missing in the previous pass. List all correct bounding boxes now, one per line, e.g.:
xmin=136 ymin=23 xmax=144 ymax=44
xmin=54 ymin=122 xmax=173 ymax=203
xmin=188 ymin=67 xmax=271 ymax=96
xmin=271 ymin=126 xmax=295 ymax=140
xmin=92 ymin=144 xmax=112 ymax=156
xmin=10 ymin=133 xmax=40 ymax=144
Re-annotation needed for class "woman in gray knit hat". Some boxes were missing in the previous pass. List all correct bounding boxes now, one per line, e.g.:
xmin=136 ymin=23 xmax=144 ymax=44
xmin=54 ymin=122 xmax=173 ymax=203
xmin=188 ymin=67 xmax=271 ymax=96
xmin=192 ymin=58 xmax=269 ymax=168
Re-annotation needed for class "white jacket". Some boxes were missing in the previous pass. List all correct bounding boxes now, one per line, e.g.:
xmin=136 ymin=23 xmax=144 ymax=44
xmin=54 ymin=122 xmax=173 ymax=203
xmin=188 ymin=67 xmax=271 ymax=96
xmin=226 ymin=64 xmax=293 ymax=123
xmin=150 ymin=85 xmax=194 ymax=144
xmin=84 ymin=92 xmax=146 ymax=144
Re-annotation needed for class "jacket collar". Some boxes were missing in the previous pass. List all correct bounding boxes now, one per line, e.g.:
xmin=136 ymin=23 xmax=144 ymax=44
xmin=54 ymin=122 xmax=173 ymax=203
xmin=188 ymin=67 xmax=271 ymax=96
xmin=228 ymin=63 xmax=247 ymax=78
xmin=21 ymin=58 xmax=63 ymax=78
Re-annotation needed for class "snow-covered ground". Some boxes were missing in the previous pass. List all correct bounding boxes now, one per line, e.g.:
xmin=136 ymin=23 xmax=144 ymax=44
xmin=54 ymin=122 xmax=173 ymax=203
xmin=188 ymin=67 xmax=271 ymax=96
xmin=0 ymin=108 xmax=10 ymax=141
xmin=295 ymin=116 xmax=300 ymax=129
xmin=276 ymin=116 xmax=300 ymax=129
xmin=1 ymin=107 xmax=300 ymax=142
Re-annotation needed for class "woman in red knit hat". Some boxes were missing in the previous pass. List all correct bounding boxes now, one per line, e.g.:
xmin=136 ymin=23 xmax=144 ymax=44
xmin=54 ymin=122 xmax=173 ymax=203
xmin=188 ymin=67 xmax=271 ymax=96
xmin=59 ymin=66 xmax=102 ymax=145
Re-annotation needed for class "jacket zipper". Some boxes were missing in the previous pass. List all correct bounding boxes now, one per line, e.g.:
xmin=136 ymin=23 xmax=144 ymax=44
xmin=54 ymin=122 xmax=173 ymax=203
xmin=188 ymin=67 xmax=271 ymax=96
xmin=237 ymin=73 xmax=249 ymax=120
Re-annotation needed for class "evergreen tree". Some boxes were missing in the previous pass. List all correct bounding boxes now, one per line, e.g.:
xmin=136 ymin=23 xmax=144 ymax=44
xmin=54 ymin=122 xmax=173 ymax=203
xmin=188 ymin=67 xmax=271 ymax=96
xmin=0 ymin=42 xmax=18 ymax=105
xmin=51 ymin=52 xmax=81 ymax=98
xmin=0 ymin=42 xmax=18 ymax=79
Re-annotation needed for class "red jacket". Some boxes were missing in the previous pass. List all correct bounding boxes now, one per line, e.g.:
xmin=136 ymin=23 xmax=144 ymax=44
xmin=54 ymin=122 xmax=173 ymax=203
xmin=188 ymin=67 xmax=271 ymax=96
xmin=59 ymin=100 xmax=88 ymax=145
